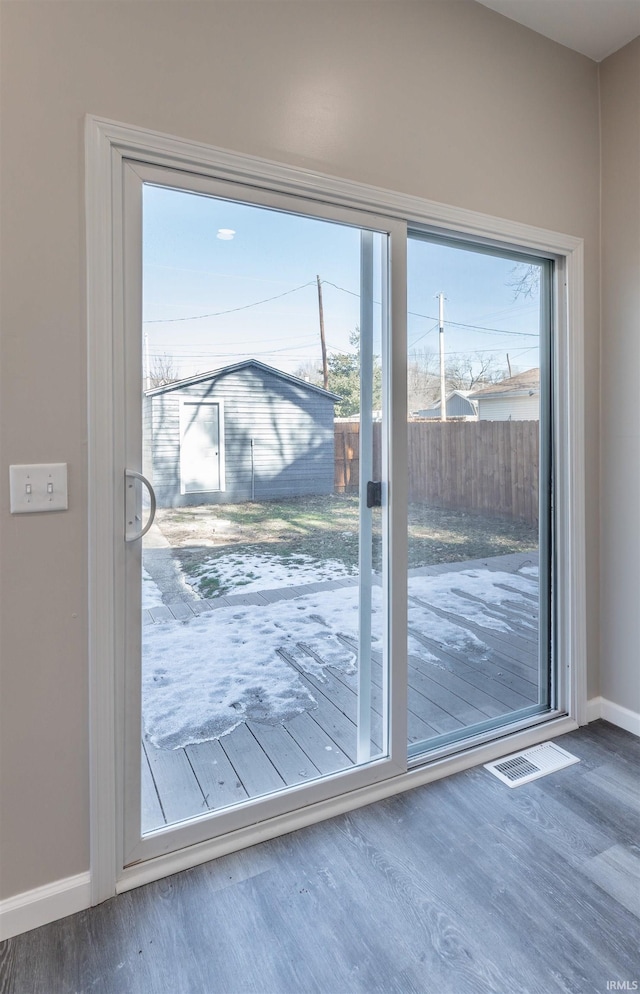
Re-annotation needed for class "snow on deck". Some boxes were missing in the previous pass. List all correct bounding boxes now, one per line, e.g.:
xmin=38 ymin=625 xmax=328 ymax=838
xmin=140 ymin=551 xmax=540 ymax=832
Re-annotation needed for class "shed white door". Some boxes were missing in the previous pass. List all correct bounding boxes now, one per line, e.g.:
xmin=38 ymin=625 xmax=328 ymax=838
xmin=180 ymin=401 xmax=222 ymax=494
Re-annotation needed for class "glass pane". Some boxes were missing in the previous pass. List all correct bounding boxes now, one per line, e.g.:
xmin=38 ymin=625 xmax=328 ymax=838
xmin=406 ymin=235 xmax=550 ymax=756
xmin=140 ymin=185 xmax=387 ymax=832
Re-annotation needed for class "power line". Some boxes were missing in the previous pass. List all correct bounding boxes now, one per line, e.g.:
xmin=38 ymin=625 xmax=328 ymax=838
xmin=324 ymin=280 xmax=539 ymax=337
xmin=144 ymin=273 xmax=540 ymax=339
xmin=147 ymin=332 xmax=317 ymax=348
xmin=143 ymin=280 xmax=316 ymax=324
xmin=326 ymin=342 xmax=357 ymax=356
xmin=321 ymin=280 xmax=361 ymax=299
xmin=147 ymin=343 xmax=319 ymax=359
xmin=438 ymin=318 xmax=538 ymax=337
xmin=151 ymin=353 xmax=332 ymax=364
xmin=409 ymin=323 xmax=439 ymax=348
xmin=408 ymin=345 xmax=539 ymax=358
xmin=147 ymin=339 xmax=317 ymax=356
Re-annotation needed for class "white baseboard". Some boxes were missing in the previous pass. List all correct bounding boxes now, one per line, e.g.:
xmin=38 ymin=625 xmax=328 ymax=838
xmin=587 ymin=696 xmax=640 ymax=737
xmin=586 ymin=696 xmax=603 ymax=723
xmin=0 ymin=872 xmax=91 ymax=941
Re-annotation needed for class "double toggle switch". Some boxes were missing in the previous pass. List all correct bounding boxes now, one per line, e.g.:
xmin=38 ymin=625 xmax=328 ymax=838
xmin=9 ymin=463 xmax=68 ymax=513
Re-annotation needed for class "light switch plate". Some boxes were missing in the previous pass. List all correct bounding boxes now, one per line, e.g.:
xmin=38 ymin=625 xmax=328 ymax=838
xmin=9 ymin=463 xmax=68 ymax=513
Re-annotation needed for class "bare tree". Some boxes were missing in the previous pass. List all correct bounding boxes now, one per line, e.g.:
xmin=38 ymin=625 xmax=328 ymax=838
xmin=445 ymin=352 xmax=506 ymax=392
xmin=293 ymin=360 xmax=324 ymax=387
xmin=407 ymin=348 xmax=439 ymax=411
xmin=147 ymin=354 xmax=180 ymax=389
xmin=506 ymin=263 xmax=540 ymax=299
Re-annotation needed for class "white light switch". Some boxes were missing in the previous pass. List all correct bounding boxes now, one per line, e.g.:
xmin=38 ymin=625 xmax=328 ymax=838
xmin=9 ymin=463 xmax=68 ymax=513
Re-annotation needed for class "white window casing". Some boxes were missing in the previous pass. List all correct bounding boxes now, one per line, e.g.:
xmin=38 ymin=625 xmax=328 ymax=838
xmin=86 ymin=116 xmax=585 ymax=902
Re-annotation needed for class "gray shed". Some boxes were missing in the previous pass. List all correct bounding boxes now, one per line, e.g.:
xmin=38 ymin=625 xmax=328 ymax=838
xmin=415 ymin=390 xmax=478 ymax=420
xmin=144 ymin=359 xmax=340 ymax=507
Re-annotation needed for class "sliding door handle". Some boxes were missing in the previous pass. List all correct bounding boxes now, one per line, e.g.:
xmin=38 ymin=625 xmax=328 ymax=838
xmin=125 ymin=470 xmax=156 ymax=542
xmin=366 ymin=481 xmax=382 ymax=508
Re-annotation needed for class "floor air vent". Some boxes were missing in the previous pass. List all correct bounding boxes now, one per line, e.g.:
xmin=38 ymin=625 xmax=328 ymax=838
xmin=484 ymin=742 xmax=579 ymax=787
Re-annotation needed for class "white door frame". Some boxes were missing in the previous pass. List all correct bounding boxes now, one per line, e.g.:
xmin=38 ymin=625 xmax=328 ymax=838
xmin=86 ymin=115 xmax=586 ymax=903
xmin=179 ymin=398 xmax=225 ymax=495
xmin=121 ymin=159 xmax=406 ymax=869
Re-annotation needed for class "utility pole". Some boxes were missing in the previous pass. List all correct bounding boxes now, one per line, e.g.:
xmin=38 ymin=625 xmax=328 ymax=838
xmin=438 ymin=292 xmax=447 ymax=421
xmin=317 ymin=275 xmax=329 ymax=390
xmin=506 ymin=353 xmax=512 ymax=378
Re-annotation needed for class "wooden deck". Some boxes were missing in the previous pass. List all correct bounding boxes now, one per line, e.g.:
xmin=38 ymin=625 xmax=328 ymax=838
xmin=141 ymin=551 xmax=540 ymax=833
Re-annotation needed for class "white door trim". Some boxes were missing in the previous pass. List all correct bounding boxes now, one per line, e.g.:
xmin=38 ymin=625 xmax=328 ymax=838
xmin=86 ymin=114 xmax=586 ymax=905
xmin=179 ymin=398 xmax=225 ymax=495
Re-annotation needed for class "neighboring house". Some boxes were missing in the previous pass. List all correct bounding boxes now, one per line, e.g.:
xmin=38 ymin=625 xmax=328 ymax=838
xmin=144 ymin=359 xmax=340 ymax=506
xmin=334 ymin=410 xmax=383 ymax=422
xmin=470 ymin=368 xmax=540 ymax=421
xmin=414 ymin=390 xmax=478 ymax=420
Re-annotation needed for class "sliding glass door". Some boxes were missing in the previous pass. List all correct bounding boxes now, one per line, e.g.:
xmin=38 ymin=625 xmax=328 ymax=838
xmin=405 ymin=233 xmax=553 ymax=757
xmin=115 ymin=154 xmax=558 ymax=870
xmin=121 ymin=163 xmax=403 ymax=863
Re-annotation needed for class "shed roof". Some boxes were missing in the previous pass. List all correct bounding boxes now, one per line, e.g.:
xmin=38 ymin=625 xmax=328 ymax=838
xmin=415 ymin=390 xmax=478 ymax=418
xmin=145 ymin=358 xmax=341 ymax=402
xmin=421 ymin=389 xmax=477 ymax=409
xmin=469 ymin=368 xmax=540 ymax=400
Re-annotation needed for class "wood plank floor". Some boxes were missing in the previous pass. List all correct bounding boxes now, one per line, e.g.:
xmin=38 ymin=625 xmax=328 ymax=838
xmin=141 ymin=552 xmax=540 ymax=832
xmin=2 ymin=721 xmax=638 ymax=994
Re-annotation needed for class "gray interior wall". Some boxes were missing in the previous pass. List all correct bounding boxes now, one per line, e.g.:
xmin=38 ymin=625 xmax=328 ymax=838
xmin=149 ymin=367 xmax=335 ymax=506
xmin=599 ymin=38 xmax=640 ymax=715
xmin=0 ymin=0 xmax=601 ymax=900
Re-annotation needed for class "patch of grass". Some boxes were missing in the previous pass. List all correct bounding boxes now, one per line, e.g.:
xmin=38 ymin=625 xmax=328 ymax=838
xmin=180 ymin=559 xmax=203 ymax=577
xmin=407 ymin=503 xmax=537 ymax=568
xmin=198 ymin=575 xmax=226 ymax=598
xmin=159 ymin=495 xmax=538 ymax=581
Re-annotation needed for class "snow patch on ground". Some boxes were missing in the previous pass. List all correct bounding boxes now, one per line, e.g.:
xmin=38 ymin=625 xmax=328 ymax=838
xmin=142 ymin=569 xmax=164 ymax=609
xmin=185 ymin=551 xmax=357 ymax=597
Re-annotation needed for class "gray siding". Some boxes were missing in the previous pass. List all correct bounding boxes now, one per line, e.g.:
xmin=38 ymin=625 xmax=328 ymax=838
xmin=447 ymin=393 xmax=477 ymax=418
xmin=146 ymin=365 xmax=335 ymax=507
xmin=142 ymin=395 xmax=153 ymax=481
xmin=477 ymin=394 xmax=539 ymax=421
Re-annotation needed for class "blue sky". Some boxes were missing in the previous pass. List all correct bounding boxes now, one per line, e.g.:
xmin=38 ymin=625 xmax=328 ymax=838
xmin=407 ymin=239 xmax=541 ymax=374
xmin=143 ymin=184 xmax=541 ymax=380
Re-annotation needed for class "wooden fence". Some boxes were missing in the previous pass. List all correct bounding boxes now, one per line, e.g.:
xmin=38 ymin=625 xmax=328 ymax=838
xmin=334 ymin=420 xmax=539 ymax=525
